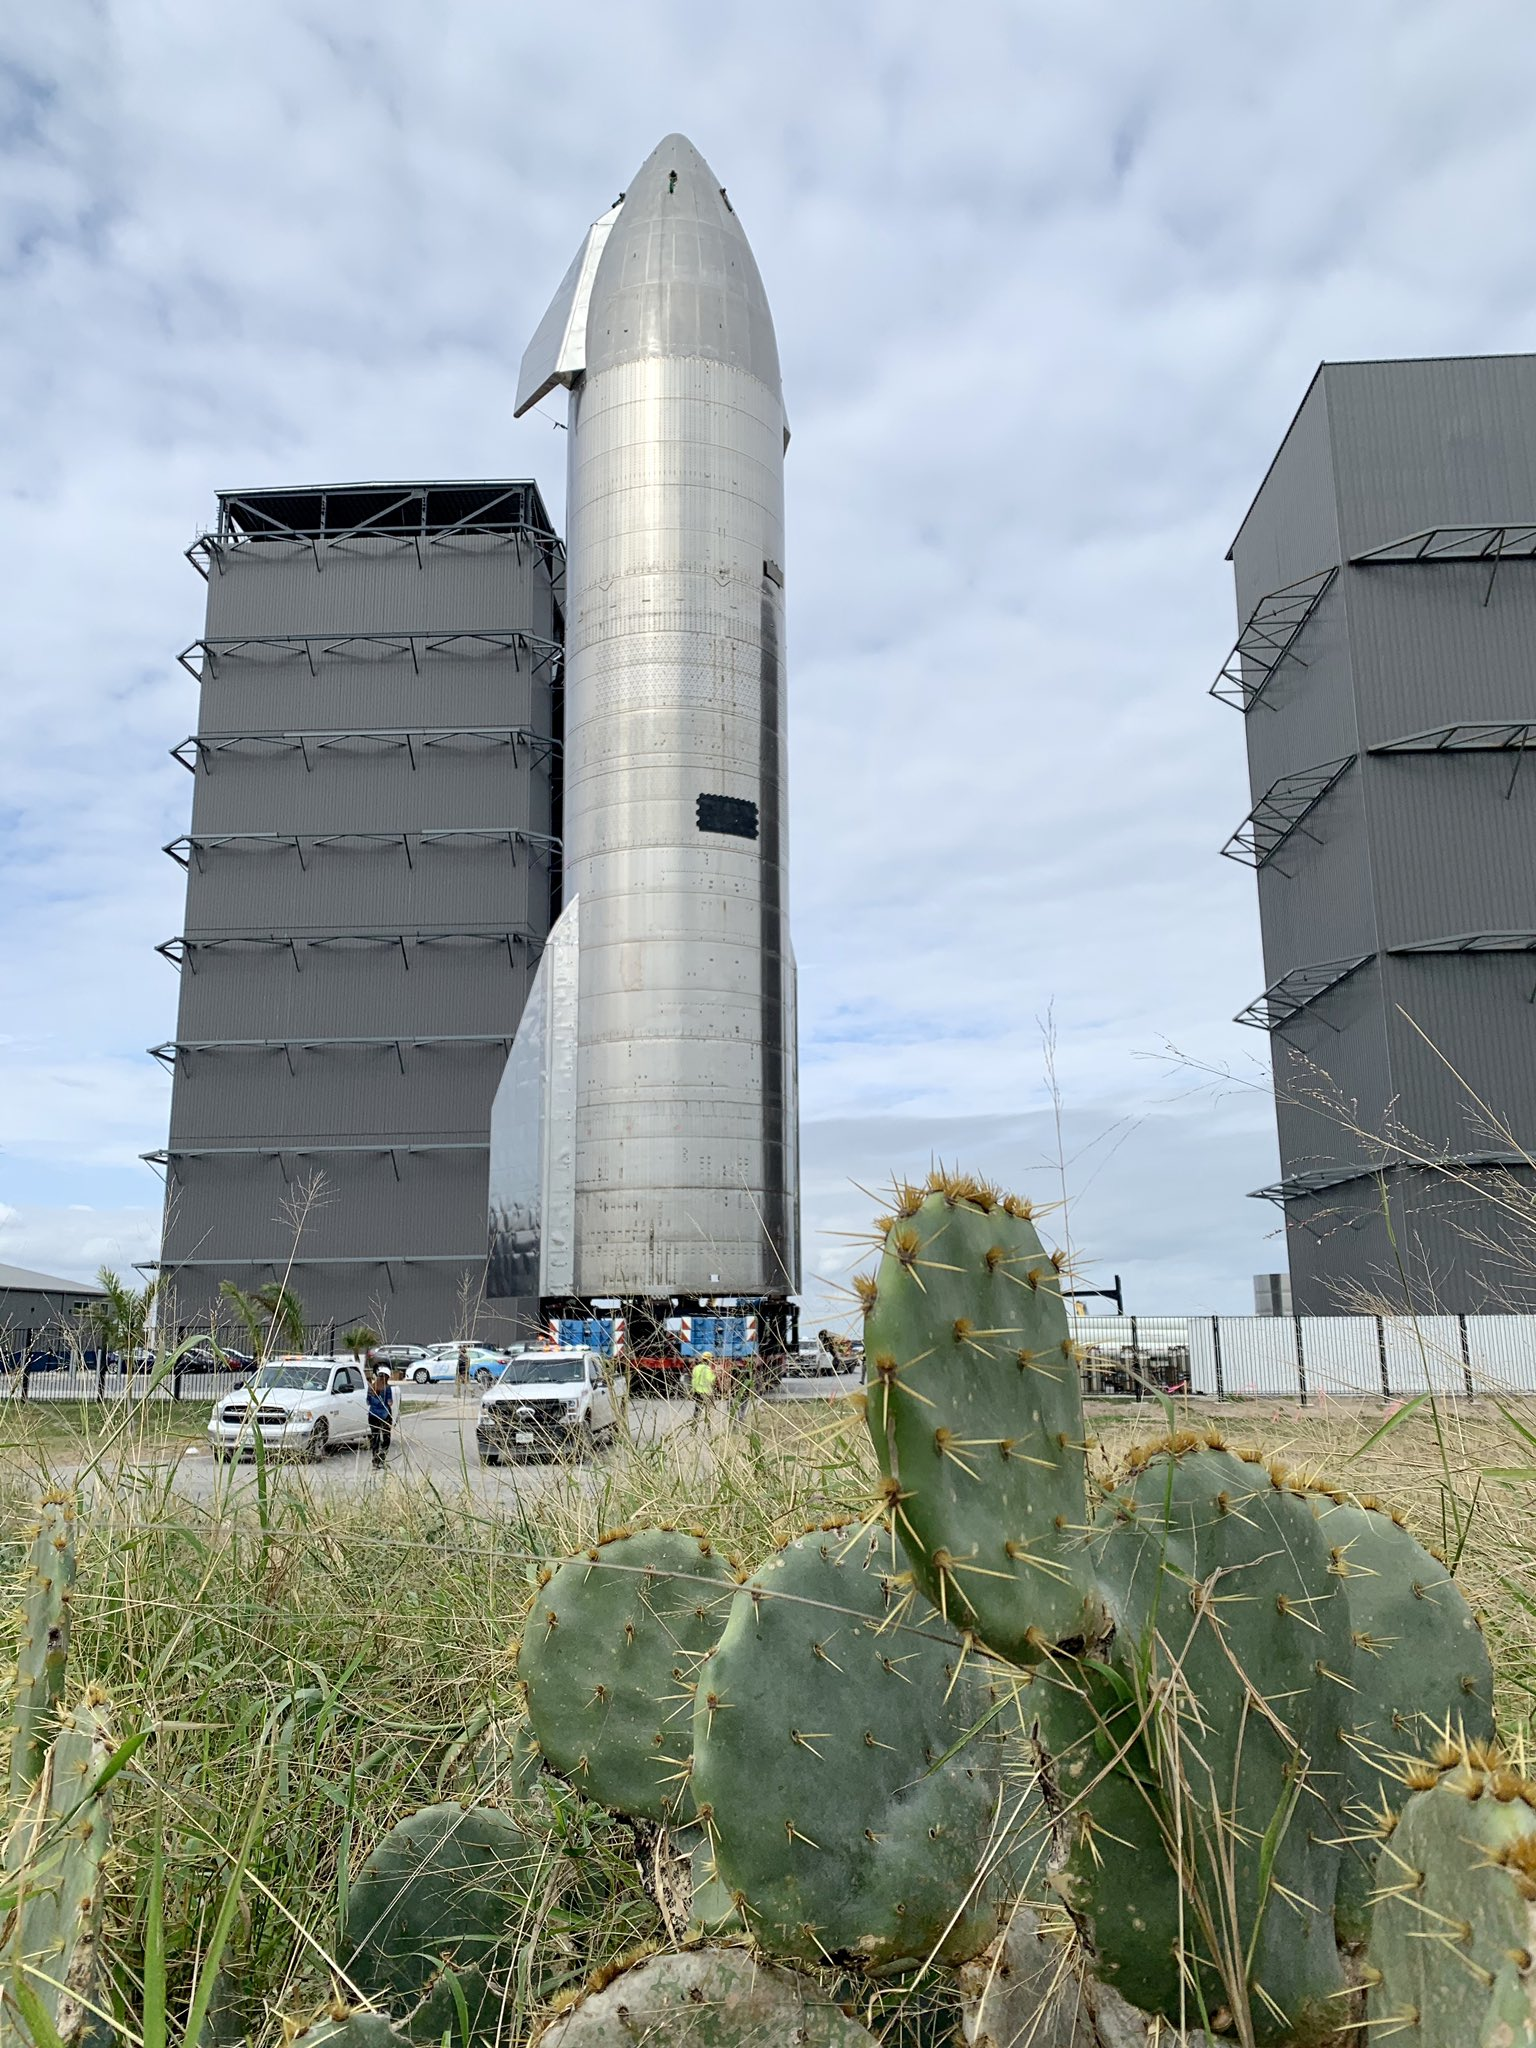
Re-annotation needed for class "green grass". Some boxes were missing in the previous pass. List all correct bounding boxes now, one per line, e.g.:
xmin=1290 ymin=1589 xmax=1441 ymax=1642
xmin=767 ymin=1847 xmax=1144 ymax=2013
xmin=0 ymin=1397 xmax=214 ymax=1452
xmin=1 ymin=1393 xmax=1532 ymax=2045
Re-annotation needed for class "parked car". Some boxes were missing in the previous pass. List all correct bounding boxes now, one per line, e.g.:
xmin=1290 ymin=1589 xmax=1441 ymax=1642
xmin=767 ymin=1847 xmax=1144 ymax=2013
xmin=372 ymin=1344 xmax=426 ymax=1372
xmin=405 ymin=1344 xmax=509 ymax=1386
xmin=176 ymin=1341 xmax=254 ymax=1373
xmin=768 ymin=1347 xmax=866 ymax=1402
xmin=207 ymin=1358 xmax=369 ymax=1462
xmin=476 ymin=1350 xmax=617 ymax=1464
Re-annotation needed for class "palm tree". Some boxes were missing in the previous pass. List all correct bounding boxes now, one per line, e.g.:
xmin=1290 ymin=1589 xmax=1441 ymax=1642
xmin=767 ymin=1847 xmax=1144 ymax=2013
xmin=85 ymin=1269 xmax=158 ymax=1378
xmin=219 ymin=1280 xmax=307 ymax=1363
xmin=342 ymin=1327 xmax=380 ymax=1367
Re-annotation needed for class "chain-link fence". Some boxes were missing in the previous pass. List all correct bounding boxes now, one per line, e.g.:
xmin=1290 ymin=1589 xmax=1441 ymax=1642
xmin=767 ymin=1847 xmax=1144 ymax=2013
xmin=7 ymin=1312 xmax=1536 ymax=1405
xmin=1074 ymin=1312 xmax=1536 ymax=1401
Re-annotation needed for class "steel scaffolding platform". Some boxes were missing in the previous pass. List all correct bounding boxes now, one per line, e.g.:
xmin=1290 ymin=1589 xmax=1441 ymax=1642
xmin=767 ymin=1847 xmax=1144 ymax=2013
xmin=1368 ymin=721 xmax=1536 ymax=798
xmin=1389 ymin=931 xmax=1536 ymax=953
xmin=163 ymin=828 xmax=560 ymax=870
xmin=1251 ymin=1151 xmax=1527 ymax=1205
xmin=157 ymin=927 xmax=542 ymax=970
xmin=1210 ymin=566 xmax=1337 ymax=712
xmin=171 ymin=726 xmax=559 ymax=772
xmin=1220 ymin=755 xmax=1356 ymax=869
xmin=1350 ymin=523 xmax=1536 ymax=605
xmin=1233 ymin=955 xmax=1372 ymax=1030
xmin=177 ymin=629 xmax=562 ymax=682
xmin=144 ymin=1142 xmax=486 ymax=1181
xmin=148 ymin=1034 xmax=516 ymax=1072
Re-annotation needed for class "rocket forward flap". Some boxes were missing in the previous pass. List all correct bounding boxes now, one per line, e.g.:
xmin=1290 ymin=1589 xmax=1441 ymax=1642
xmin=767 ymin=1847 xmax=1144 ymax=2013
xmin=514 ymin=206 xmax=622 ymax=418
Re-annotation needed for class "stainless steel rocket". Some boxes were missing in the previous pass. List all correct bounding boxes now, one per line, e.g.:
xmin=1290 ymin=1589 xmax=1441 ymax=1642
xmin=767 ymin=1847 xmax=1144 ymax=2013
xmin=488 ymin=135 xmax=799 ymax=1309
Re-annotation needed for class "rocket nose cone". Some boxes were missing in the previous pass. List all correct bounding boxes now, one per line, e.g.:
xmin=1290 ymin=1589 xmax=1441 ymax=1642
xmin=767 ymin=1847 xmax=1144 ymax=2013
xmin=630 ymin=132 xmax=718 ymax=192
xmin=584 ymin=136 xmax=781 ymax=395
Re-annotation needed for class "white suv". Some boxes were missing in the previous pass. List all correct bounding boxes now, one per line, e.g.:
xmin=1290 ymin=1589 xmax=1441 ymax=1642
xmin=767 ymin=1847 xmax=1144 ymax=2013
xmin=476 ymin=1349 xmax=617 ymax=1464
xmin=208 ymin=1358 xmax=369 ymax=1463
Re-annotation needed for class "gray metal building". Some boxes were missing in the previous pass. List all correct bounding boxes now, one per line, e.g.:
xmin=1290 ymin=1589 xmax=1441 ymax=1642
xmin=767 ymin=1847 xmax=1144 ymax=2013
xmin=153 ymin=481 xmax=563 ymax=1342
xmin=0 ymin=1264 xmax=106 ymax=1352
xmin=1222 ymin=355 xmax=1536 ymax=1313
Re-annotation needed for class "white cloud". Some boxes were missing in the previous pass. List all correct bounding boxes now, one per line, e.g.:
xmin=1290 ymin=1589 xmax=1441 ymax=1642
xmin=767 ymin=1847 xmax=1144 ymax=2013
xmin=6 ymin=0 xmax=1536 ymax=1301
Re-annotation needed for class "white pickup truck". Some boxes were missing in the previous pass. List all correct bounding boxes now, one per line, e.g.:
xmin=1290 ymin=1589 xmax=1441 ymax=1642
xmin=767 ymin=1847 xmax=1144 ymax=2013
xmin=476 ymin=1349 xmax=617 ymax=1464
xmin=207 ymin=1358 xmax=370 ymax=1462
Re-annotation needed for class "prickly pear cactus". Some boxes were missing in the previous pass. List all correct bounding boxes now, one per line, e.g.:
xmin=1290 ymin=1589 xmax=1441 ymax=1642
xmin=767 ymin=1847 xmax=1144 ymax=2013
xmin=1065 ymin=1439 xmax=1350 ymax=2045
xmin=288 ymin=2015 xmax=413 ymax=2048
xmin=692 ymin=1521 xmax=1004 ymax=1968
xmin=2 ymin=1691 xmax=114 ymax=2048
xmin=862 ymin=1176 xmax=1103 ymax=1660
xmin=519 ymin=1526 xmax=736 ymax=1823
xmin=534 ymin=1945 xmax=879 ymax=2046
xmin=1364 ymin=1745 xmax=1536 ymax=2047
xmin=1310 ymin=1490 xmax=1495 ymax=1943
xmin=10 ymin=1491 xmax=77 ymax=1797
xmin=341 ymin=1802 xmax=527 ymax=2044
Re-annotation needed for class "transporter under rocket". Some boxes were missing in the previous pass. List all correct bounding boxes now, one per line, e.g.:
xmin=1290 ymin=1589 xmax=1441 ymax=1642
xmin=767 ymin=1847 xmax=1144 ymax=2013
xmin=487 ymin=134 xmax=800 ymax=1311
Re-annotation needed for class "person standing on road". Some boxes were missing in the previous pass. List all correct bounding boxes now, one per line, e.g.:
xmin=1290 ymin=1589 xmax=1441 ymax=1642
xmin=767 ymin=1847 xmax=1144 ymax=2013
xmin=367 ymin=1368 xmax=395 ymax=1470
xmin=727 ymin=1355 xmax=753 ymax=1423
xmin=456 ymin=1343 xmax=470 ymax=1394
xmin=689 ymin=1351 xmax=717 ymax=1424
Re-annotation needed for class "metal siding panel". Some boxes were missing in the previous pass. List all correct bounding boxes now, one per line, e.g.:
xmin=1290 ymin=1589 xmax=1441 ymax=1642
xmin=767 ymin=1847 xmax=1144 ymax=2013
xmin=1232 ymin=359 xmax=1536 ymax=1312
xmin=159 ymin=479 xmax=560 ymax=1337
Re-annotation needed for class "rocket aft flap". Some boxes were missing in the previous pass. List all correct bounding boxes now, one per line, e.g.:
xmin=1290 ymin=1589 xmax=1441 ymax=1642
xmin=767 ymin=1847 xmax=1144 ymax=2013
xmin=488 ymin=135 xmax=799 ymax=1306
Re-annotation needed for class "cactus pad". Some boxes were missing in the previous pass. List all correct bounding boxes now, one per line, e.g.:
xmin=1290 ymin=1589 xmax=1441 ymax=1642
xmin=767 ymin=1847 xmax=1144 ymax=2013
xmin=1065 ymin=1441 xmax=1350 ymax=2043
xmin=535 ymin=1946 xmax=879 ymax=2046
xmin=289 ymin=2015 xmax=413 ymax=2048
xmin=341 ymin=1802 xmax=527 ymax=2040
xmin=1307 ymin=1490 xmax=1495 ymax=1942
xmin=1364 ymin=1746 xmax=1536 ymax=2047
xmin=10 ymin=1492 xmax=77 ymax=1799
xmin=519 ymin=1527 xmax=735 ymax=1823
xmin=862 ymin=1180 xmax=1103 ymax=1660
xmin=692 ymin=1522 xmax=1004 ymax=1967
xmin=2 ymin=1693 xmax=113 ymax=2048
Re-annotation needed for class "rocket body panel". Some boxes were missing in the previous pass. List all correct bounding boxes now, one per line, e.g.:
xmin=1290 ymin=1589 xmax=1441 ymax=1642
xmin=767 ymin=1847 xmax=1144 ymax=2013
xmin=491 ymin=134 xmax=799 ymax=1305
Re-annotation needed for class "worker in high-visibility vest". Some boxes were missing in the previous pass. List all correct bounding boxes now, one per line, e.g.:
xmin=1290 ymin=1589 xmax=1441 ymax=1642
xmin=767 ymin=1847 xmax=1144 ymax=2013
xmin=690 ymin=1351 xmax=717 ymax=1423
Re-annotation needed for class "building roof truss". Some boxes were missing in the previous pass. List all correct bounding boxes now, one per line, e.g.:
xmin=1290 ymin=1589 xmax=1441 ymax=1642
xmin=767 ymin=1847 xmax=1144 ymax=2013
xmin=1210 ymin=566 xmax=1337 ymax=712
xmin=1350 ymin=524 xmax=1536 ymax=605
xmin=164 ymin=827 xmax=559 ymax=871
xmin=1220 ymin=755 xmax=1356 ymax=870
xmin=177 ymin=629 xmax=562 ymax=682
xmin=188 ymin=483 xmax=563 ymax=578
xmin=1233 ymin=954 xmax=1372 ymax=1031
xmin=156 ymin=927 xmax=540 ymax=972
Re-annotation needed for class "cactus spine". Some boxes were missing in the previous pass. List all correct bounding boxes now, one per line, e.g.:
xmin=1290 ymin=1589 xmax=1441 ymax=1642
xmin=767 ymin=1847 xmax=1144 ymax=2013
xmin=863 ymin=1181 xmax=1102 ymax=1659
xmin=10 ymin=1493 xmax=77 ymax=1800
xmin=692 ymin=1521 xmax=1005 ymax=1967
xmin=518 ymin=1527 xmax=736 ymax=1824
xmin=1363 ymin=1744 xmax=1536 ymax=2046
xmin=857 ymin=1171 xmax=1496 ymax=2043
xmin=533 ymin=1945 xmax=880 ymax=2046
xmin=340 ymin=1801 xmax=529 ymax=2046
xmin=2 ymin=1692 xmax=115 ymax=2048
xmin=1308 ymin=1490 xmax=1495 ymax=1941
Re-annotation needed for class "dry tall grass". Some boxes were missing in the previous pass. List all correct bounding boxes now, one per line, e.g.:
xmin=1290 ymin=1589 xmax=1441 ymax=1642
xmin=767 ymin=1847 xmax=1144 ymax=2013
xmin=2 ymin=1388 xmax=1531 ymax=2043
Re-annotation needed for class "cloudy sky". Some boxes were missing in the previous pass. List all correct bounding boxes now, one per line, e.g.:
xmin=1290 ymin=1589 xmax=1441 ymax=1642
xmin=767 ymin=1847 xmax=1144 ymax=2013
xmin=6 ymin=0 xmax=1536 ymax=1319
